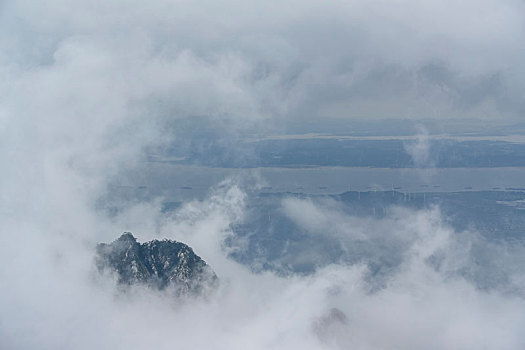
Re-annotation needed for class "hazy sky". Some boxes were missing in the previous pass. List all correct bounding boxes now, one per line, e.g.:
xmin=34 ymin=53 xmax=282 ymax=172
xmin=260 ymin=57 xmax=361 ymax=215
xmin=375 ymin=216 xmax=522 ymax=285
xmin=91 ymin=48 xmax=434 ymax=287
xmin=2 ymin=0 xmax=525 ymax=131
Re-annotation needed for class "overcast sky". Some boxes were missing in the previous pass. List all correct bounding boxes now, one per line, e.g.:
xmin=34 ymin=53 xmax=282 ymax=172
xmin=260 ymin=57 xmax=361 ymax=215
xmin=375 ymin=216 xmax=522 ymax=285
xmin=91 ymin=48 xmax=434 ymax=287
xmin=2 ymin=0 xmax=525 ymax=133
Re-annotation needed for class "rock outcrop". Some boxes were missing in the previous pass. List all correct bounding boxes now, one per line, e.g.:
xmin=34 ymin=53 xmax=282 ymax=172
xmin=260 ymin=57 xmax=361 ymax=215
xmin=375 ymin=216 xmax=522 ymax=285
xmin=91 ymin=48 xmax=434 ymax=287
xmin=96 ymin=232 xmax=217 ymax=296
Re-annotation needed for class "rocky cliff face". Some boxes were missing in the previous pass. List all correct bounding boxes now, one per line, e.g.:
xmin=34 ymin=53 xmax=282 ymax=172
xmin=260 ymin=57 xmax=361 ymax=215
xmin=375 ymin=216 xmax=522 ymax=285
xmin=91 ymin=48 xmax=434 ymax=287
xmin=96 ymin=233 xmax=218 ymax=296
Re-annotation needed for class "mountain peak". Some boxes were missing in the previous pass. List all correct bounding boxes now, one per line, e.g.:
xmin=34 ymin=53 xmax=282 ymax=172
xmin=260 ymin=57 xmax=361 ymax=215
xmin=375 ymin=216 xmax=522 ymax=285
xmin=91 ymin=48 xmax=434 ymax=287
xmin=117 ymin=232 xmax=137 ymax=242
xmin=96 ymin=233 xmax=218 ymax=296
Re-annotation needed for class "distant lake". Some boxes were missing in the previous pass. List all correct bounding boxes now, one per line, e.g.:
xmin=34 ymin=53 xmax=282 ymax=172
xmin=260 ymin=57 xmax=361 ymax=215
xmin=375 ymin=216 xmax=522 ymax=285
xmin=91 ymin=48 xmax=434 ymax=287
xmin=114 ymin=164 xmax=525 ymax=200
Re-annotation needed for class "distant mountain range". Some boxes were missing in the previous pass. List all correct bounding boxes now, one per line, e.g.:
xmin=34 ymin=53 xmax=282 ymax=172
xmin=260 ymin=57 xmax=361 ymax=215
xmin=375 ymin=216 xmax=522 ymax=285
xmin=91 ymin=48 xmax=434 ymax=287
xmin=96 ymin=233 xmax=217 ymax=296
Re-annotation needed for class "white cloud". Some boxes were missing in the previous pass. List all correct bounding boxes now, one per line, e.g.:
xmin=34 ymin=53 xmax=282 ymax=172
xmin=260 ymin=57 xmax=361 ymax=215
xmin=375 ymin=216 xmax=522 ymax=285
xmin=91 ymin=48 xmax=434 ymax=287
xmin=2 ymin=169 xmax=525 ymax=349
xmin=1 ymin=1 xmax=525 ymax=348
xmin=2 ymin=0 xmax=525 ymax=126
xmin=403 ymin=125 xmax=432 ymax=168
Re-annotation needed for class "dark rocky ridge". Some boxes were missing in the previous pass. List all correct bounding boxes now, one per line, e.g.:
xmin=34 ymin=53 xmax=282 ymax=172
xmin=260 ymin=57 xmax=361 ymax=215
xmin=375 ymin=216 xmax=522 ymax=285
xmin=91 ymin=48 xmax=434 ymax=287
xmin=96 ymin=233 xmax=218 ymax=295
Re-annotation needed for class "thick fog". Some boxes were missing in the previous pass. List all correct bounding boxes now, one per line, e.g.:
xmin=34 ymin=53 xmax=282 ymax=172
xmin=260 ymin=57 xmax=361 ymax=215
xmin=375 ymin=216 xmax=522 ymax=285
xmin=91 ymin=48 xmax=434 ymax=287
xmin=1 ymin=0 xmax=525 ymax=349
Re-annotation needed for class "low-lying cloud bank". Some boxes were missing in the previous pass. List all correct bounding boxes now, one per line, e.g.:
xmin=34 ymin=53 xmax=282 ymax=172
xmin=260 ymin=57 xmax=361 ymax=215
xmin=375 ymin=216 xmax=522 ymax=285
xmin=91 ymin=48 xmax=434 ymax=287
xmin=2 ymin=181 xmax=525 ymax=349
